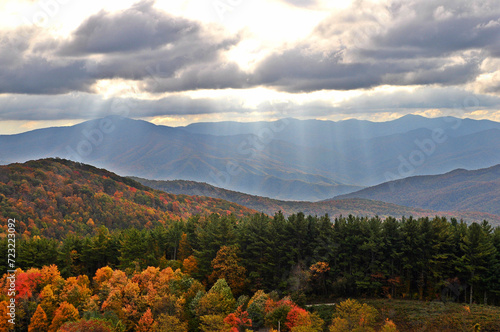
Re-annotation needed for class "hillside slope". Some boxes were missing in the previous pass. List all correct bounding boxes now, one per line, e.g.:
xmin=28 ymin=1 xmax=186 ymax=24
xmin=0 ymin=159 xmax=256 ymax=238
xmin=133 ymin=177 xmax=500 ymax=224
xmin=335 ymin=164 xmax=500 ymax=215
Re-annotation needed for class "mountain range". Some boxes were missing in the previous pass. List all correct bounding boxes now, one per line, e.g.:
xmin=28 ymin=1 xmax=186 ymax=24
xmin=335 ymin=164 xmax=500 ymax=216
xmin=0 ymin=114 xmax=499 ymax=201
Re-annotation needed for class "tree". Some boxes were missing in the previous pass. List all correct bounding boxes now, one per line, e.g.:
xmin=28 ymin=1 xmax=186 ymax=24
xmin=224 ymin=305 xmax=252 ymax=332
xmin=59 ymin=275 xmax=92 ymax=311
xmin=154 ymin=314 xmax=188 ymax=332
xmin=199 ymin=314 xmax=229 ymax=332
xmin=246 ymin=290 xmax=269 ymax=330
xmin=380 ymin=318 xmax=398 ymax=332
xmin=309 ymin=262 xmax=330 ymax=295
xmin=182 ymin=255 xmax=198 ymax=276
xmin=285 ymin=306 xmax=310 ymax=330
xmin=460 ymin=222 xmax=497 ymax=304
xmin=196 ymin=279 xmax=236 ymax=317
xmin=58 ymin=319 xmax=114 ymax=332
xmin=329 ymin=299 xmax=378 ymax=332
xmin=178 ymin=233 xmax=192 ymax=261
xmin=136 ymin=308 xmax=156 ymax=332
xmin=49 ymin=302 xmax=80 ymax=332
xmin=209 ymin=246 xmax=247 ymax=295
xmin=0 ymin=301 xmax=12 ymax=331
xmin=28 ymin=305 xmax=49 ymax=332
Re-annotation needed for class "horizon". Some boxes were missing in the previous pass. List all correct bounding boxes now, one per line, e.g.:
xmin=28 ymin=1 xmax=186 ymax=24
xmin=1 ymin=0 xmax=500 ymax=134
xmin=2 ymin=112 xmax=499 ymax=136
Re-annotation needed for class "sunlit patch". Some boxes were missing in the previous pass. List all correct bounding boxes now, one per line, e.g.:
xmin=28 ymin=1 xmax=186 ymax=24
xmin=0 ymin=119 xmax=84 ymax=135
xmin=468 ymin=110 xmax=500 ymax=121
xmin=414 ymin=109 xmax=447 ymax=118
xmin=92 ymin=79 xmax=147 ymax=100
xmin=20 ymin=121 xmax=38 ymax=129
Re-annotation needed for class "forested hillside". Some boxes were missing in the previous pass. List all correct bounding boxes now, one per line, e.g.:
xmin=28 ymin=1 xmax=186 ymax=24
xmin=134 ymin=177 xmax=500 ymax=224
xmin=0 ymin=159 xmax=256 ymax=238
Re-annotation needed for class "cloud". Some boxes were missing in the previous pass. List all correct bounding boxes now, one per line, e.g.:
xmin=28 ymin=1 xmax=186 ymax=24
xmin=0 ymin=93 xmax=253 ymax=121
xmin=1 ymin=0 xmax=500 ymax=98
xmin=58 ymin=0 xmax=200 ymax=55
xmin=0 ymin=0 xmax=243 ymax=94
xmin=338 ymin=87 xmax=500 ymax=112
xmin=1 ymin=87 xmax=498 ymax=122
xmin=251 ymin=0 xmax=500 ymax=92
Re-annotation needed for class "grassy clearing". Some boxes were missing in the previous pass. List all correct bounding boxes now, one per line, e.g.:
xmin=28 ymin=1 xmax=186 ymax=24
xmin=307 ymin=299 xmax=500 ymax=332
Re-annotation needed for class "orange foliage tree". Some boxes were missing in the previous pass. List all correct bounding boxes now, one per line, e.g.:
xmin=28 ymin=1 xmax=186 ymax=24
xmin=182 ymin=255 xmax=198 ymax=276
xmin=136 ymin=308 xmax=156 ymax=332
xmin=209 ymin=246 xmax=246 ymax=295
xmin=48 ymin=301 xmax=80 ymax=332
xmin=28 ymin=304 xmax=49 ymax=332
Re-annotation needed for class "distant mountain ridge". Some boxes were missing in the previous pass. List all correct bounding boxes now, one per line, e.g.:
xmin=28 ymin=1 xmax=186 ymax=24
xmin=335 ymin=164 xmax=500 ymax=216
xmin=0 ymin=114 xmax=499 ymax=201
xmin=133 ymin=176 xmax=500 ymax=225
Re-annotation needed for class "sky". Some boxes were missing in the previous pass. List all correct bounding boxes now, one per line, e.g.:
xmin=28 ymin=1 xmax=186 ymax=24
xmin=1 ymin=0 xmax=500 ymax=134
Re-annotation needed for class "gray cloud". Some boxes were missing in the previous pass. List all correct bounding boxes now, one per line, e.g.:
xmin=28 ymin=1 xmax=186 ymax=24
xmin=0 ymin=0 xmax=241 ymax=94
xmin=0 ymin=93 xmax=252 ymax=121
xmin=1 ymin=0 xmax=499 ymax=97
xmin=59 ymin=0 xmax=200 ymax=55
xmin=252 ymin=0 xmax=500 ymax=92
xmin=338 ymin=87 xmax=500 ymax=112
xmin=1 ymin=87 xmax=497 ymax=122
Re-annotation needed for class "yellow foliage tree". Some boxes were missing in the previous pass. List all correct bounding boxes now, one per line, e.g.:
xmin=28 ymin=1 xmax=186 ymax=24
xmin=329 ymin=299 xmax=378 ymax=332
xmin=154 ymin=314 xmax=189 ymax=332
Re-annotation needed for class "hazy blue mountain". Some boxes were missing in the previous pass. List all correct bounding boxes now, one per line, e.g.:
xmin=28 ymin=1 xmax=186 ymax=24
xmin=335 ymin=164 xmax=500 ymax=215
xmin=0 ymin=115 xmax=499 ymax=200
xmin=0 ymin=116 xmax=359 ymax=200
xmin=183 ymin=114 xmax=500 ymax=148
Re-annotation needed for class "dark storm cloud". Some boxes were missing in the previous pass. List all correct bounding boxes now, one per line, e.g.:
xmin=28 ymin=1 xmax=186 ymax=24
xmin=252 ymin=0 xmax=500 ymax=92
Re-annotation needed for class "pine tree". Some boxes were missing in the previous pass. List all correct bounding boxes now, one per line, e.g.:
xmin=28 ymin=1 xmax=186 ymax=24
xmin=460 ymin=222 xmax=497 ymax=304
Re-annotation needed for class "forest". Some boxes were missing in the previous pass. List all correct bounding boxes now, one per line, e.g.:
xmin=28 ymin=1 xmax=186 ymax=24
xmin=1 ymin=159 xmax=500 ymax=331
xmin=1 ymin=213 xmax=500 ymax=331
